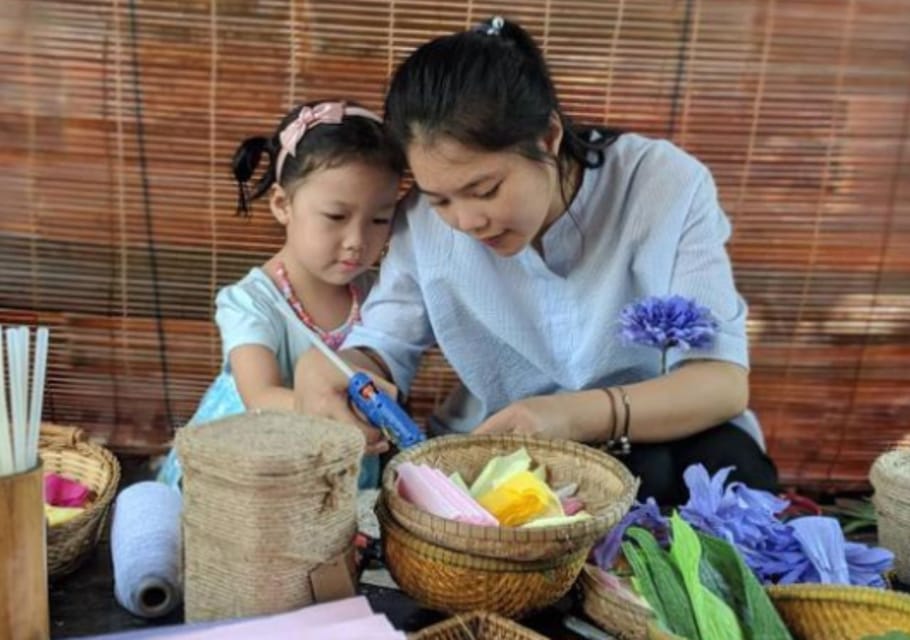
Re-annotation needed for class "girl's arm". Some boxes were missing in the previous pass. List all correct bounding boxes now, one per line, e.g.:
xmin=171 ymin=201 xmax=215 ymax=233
xmin=229 ymin=344 xmax=295 ymax=411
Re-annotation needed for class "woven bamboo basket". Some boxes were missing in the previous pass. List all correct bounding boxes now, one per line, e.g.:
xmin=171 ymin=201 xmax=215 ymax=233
xmin=579 ymin=564 xmax=652 ymax=640
xmin=39 ymin=423 xmax=121 ymax=579
xmin=382 ymin=434 xmax=638 ymax=561
xmin=377 ymin=498 xmax=588 ymax=619
xmin=870 ymin=448 xmax=910 ymax=584
xmin=409 ymin=611 xmax=547 ymax=640
xmin=582 ymin=569 xmax=910 ymax=640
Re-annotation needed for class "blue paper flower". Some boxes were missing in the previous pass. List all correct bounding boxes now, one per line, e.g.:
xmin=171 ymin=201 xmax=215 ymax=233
xmin=618 ymin=295 xmax=718 ymax=373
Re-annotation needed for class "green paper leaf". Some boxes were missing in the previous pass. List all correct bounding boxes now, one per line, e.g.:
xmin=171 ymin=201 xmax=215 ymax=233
xmin=697 ymin=531 xmax=792 ymax=640
xmin=667 ymin=512 xmax=743 ymax=640
xmin=624 ymin=527 xmax=699 ymax=640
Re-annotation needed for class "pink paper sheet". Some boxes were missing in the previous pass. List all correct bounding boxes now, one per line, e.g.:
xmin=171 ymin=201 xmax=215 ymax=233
xmin=396 ymin=462 xmax=498 ymax=526
xmin=167 ymin=597 xmax=406 ymax=640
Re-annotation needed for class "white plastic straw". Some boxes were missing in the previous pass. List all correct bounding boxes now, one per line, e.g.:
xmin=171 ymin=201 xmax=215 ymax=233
xmin=0 ymin=326 xmax=12 ymax=476
xmin=27 ymin=327 xmax=48 ymax=469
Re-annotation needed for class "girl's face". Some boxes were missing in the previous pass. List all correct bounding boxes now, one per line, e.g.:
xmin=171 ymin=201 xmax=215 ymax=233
xmin=270 ymin=160 xmax=399 ymax=285
xmin=406 ymin=122 xmax=565 ymax=257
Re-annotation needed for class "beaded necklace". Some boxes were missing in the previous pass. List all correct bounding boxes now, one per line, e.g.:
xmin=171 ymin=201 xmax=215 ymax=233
xmin=273 ymin=262 xmax=360 ymax=350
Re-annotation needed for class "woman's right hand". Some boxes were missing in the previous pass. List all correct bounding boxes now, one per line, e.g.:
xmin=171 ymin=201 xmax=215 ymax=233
xmin=294 ymin=348 xmax=392 ymax=456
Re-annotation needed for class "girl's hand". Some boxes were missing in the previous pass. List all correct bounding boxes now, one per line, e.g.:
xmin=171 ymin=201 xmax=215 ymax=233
xmin=473 ymin=394 xmax=585 ymax=441
xmin=294 ymin=348 xmax=391 ymax=456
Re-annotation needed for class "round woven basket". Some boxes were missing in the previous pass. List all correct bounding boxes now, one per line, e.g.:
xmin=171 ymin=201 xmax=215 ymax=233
xmin=39 ymin=423 xmax=121 ymax=579
xmin=766 ymin=584 xmax=910 ymax=639
xmin=408 ymin=611 xmax=548 ymax=640
xmin=581 ymin=569 xmax=910 ymax=640
xmin=377 ymin=498 xmax=588 ymax=619
xmin=870 ymin=448 xmax=910 ymax=584
xmin=579 ymin=564 xmax=652 ymax=640
xmin=382 ymin=434 xmax=638 ymax=561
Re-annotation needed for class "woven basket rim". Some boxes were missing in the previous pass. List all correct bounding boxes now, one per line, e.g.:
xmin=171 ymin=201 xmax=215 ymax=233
xmin=581 ymin=563 xmax=656 ymax=618
xmin=40 ymin=446 xmax=118 ymax=527
xmin=377 ymin=497 xmax=588 ymax=572
xmin=409 ymin=611 xmax=548 ymax=640
xmin=871 ymin=448 xmax=910 ymax=493
xmin=382 ymin=433 xmax=638 ymax=544
xmin=766 ymin=583 xmax=910 ymax=611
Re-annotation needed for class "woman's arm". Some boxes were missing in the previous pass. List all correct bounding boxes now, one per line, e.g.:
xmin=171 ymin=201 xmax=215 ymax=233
xmin=475 ymin=360 xmax=748 ymax=443
xmin=229 ymin=344 xmax=295 ymax=412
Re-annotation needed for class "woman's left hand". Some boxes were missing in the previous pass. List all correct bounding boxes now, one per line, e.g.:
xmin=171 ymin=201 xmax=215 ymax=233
xmin=473 ymin=394 xmax=586 ymax=441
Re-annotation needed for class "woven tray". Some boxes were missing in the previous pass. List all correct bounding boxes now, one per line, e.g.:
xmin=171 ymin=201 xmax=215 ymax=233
xmin=39 ymin=423 xmax=121 ymax=579
xmin=409 ymin=611 xmax=547 ymax=640
xmin=382 ymin=434 xmax=638 ymax=561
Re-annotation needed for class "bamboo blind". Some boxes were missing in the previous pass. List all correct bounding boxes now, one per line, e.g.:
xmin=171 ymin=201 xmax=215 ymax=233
xmin=1 ymin=0 xmax=908 ymax=489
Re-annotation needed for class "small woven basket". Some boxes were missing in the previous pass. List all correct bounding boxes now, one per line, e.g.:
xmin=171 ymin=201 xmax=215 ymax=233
xmin=870 ymin=448 xmax=910 ymax=584
xmin=382 ymin=434 xmax=638 ymax=562
xmin=766 ymin=583 xmax=910 ymax=639
xmin=579 ymin=564 xmax=652 ymax=640
xmin=39 ymin=423 xmax=121 ymax=579
xmin=582 ymin=569 xmax=910 ymax=640
xmin=409 ymin=611 xmax=547 ymax=640
xmin=377 ymin=498 xmax=588 ymax=619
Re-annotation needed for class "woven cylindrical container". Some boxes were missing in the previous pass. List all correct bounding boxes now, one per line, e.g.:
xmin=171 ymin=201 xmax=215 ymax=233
xmin=870 ymin=448 xmax=910 ymax=584
xmin=177 ymin=410 xmax=364 ymax=622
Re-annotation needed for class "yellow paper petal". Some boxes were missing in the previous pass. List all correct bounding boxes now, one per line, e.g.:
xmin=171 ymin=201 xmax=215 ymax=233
xmin=477 ymin=470 xmax=563 ymax=526
xmin=45 ymin=505 xmax=85 ymax=527
xmin=469 ymin=448 xmax=532 ymax=498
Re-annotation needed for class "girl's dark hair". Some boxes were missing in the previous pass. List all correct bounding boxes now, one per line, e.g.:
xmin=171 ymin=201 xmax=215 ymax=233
xmin=384 ymin=17 xmax=621 ymax=191
xmin=231 ymin=100 xmax=405 ymax=216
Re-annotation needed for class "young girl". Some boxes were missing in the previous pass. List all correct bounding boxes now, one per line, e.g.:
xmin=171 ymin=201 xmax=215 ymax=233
xmin=158 ymin=100 xmax=403 ymax=490
xmin=294 ymin=18 xmax=779 ymax=505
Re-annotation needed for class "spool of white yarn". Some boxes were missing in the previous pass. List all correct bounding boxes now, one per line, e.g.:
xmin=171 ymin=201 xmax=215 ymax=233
xmin=111 ymin=481 xmax=183 ymax=618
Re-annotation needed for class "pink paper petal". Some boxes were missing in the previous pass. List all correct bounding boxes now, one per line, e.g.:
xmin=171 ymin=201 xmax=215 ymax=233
xmin=45 ymin=473 xmax=91 ymax=508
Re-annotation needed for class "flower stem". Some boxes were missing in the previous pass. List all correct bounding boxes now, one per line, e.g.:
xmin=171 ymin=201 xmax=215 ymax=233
xmin=661 ymin=349 xmax=667 ymax=375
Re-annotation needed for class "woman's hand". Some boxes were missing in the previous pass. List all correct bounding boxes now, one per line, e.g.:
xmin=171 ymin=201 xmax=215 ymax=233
xmin=473 ymin=393 xmax=602 ymax=442
xmin=294 ymin=348 xmax=393 ymax=456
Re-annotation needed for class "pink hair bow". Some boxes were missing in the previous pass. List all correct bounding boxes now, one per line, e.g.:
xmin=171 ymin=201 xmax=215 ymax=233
xmin=275 ymin=101 xmax=381 ymax=180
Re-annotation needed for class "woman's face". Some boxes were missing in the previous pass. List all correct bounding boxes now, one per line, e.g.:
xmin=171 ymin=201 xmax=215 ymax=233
xmin=407 ymin=128 xmax=564 ymax=257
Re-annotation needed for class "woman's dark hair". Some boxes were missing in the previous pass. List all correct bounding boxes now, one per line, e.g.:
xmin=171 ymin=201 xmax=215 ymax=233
xmin=231 ymin=100 xmax=405 ymax=216
xmin=384 ymin=16 xmax=621 ymax=195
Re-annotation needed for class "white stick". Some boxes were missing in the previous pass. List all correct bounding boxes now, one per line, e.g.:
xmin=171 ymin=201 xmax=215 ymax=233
xmin=19 ymin=327 xmax=31 ymax=471
xmin=0 ymin=325 xmax=13 ymax=476
xmin=27 ymin=327 xmax=48 ymax=469
xmin=6 ymin=328 xmax=27 ymax=472
xmin=273 ymin=301 xmax=356 ymax=379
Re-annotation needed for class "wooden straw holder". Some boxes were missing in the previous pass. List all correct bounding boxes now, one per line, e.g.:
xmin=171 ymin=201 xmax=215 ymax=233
xmin=0 ymin=463 xmax=49 ymax=640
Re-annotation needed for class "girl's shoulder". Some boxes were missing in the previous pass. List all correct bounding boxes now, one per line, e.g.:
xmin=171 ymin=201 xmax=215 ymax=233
xmin=215 ymin=267 xmax=284 ymax=317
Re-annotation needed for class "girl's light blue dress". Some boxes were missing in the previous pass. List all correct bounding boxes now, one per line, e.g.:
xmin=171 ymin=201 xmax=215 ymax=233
xmin=157 ymin=267 xmax=379 ymax=490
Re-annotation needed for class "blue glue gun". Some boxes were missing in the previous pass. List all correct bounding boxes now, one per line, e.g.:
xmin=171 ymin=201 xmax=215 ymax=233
xmin=274 ymin=299 xmax=425 ymax=449
xmin=348 ymin=372 xmax=425 ymax=449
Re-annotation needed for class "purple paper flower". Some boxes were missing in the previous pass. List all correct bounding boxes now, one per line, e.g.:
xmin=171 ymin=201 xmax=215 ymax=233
xmin=591 ymin=463 xmax=894 ymax=588
xmin=592 ymin=497 xmax=668 ymax=570
xmin=618 ymin=295 xmax=718 ymax=373
xmin=678 ymin=464 xmax=894 ymax=587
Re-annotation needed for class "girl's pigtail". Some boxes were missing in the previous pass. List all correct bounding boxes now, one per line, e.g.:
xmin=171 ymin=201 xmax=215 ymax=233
xmin=231 ymin=136 xmax=276 ymax=217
